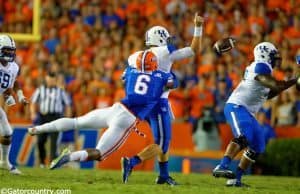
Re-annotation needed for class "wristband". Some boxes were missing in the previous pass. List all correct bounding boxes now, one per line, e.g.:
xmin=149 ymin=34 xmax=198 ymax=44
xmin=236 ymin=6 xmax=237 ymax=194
xmin=194 ymin=26 xmax=203 ymax=37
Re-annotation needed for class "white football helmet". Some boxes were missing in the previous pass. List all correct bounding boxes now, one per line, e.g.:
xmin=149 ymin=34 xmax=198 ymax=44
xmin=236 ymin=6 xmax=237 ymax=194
xmin=253 ymin=42 xmax=281 ymax=67
xmin=0 ymin=34 xmax=16 ymax=62
xmin=145 ymin=26 xmax=170 ymax=47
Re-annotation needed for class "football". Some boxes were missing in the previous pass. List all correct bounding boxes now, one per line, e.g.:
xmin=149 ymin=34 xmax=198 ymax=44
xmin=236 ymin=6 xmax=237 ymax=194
xmin=213 ymin=37 xmax=236 ymax=55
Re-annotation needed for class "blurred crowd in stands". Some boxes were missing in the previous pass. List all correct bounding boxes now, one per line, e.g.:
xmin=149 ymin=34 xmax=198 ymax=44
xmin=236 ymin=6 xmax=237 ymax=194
xmin=0 ymin=0 xmax=300 ymax=138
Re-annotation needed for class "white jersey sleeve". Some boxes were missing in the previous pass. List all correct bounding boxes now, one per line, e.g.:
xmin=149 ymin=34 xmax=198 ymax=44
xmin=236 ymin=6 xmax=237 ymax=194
xmin=227 ymin=61 xmax=273 ymax=115
xmin=0 ymin=61 xmax=19 ymax=94
xmin=169 ymin=47 xmax=194 ymax=61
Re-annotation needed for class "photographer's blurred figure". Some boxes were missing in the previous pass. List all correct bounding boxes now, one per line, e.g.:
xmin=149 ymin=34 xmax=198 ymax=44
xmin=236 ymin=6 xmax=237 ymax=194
xmin=193 ymin=107 xmax=221 ymax=151
xmin=30 ymin=72 xmax=72 ymax=167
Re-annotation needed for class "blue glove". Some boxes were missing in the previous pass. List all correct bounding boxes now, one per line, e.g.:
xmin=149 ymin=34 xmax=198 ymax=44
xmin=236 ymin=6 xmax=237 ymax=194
xmin=168 ymin=71 xmax=179 ymax=89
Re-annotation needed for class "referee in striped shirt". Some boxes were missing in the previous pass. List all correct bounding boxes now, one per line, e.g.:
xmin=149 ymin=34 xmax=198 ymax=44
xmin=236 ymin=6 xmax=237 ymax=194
xmin=30 ymin=72 xmax=72 ymax=167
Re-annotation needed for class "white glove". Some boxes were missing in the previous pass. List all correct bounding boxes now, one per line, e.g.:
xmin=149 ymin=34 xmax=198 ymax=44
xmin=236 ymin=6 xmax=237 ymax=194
xmin=5 ymin=95 xmax=16 ymax=106
xmin=17 ymin=89 xmax=26 ymax=102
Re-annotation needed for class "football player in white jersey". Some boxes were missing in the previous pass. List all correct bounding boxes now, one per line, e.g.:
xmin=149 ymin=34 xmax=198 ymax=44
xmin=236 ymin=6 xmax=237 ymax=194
xmin=121 ymin=13 xmax=204 ymax=185
xmin=212 ymin=42 xmax=299 ymax=187
xmin=0 ymin=34 xmax=28 ymax=174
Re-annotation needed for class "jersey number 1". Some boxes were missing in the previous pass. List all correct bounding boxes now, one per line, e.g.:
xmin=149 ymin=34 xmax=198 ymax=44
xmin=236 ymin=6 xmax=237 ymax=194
xmin=134 ymin=74 xmax=151 ymax=95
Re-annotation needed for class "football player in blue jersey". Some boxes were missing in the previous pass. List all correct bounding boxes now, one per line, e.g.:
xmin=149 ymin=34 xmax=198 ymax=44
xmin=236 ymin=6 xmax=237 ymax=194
xmin=121 ymin=12 xmax=204 ymax=186
xmin=212 ymin=42 xmax=300 ymax=187
xmin=27 ymin=51 xmax=177 ymax=170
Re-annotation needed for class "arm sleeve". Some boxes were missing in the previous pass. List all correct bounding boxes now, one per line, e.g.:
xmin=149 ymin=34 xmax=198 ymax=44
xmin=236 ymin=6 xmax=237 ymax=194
xmin=169 ymin=47 xmax=195 ymax=61
xmin=254 ymin=63 xmax=272 ymax=75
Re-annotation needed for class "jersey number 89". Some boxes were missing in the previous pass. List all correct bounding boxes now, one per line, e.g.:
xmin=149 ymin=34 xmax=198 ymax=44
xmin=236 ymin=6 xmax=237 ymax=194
xmin=134 ymin=74 xmax=151 ymax=95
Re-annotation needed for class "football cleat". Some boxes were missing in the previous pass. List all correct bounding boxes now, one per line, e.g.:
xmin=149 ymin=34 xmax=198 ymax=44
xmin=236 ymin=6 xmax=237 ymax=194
xmin=156 ymin=176 xmax=179 ymax=186
xmin=50 ymin=148 xmax=71 ymax=170
xmin=27 ymin=127 xmax=38 ymax=135
xmin=9 ymin=166 xmax=22 ymax=175
xmin=0 ymin=161 xmax=22 ymax=175
xmin=212 ymin=165 xmax=236 ymax=179
xmin=121 ymin=157 xmax=132 ymax=183
xmin=226 ymin=179 xmax=250 ymax=187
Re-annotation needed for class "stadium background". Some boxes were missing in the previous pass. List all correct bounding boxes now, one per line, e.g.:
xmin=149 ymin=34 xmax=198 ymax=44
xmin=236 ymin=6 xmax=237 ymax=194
xmin=0 ymin=0 xmax=300 ymax=174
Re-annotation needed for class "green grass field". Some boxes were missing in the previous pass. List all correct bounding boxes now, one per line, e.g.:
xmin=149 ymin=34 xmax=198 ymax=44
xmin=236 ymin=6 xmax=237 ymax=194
xmin=1 ymin=167 xmax=300 ymax=194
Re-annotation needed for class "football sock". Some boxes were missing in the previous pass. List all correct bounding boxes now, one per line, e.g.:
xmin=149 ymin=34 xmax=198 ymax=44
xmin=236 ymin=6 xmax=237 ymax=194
xmin=129 ymin=156 xmax=141 ymax=167
xmin=159 ymin=161 xmax=169 ymax=178
xmin=220 ymin=156 xmax=231 ymax=169
xmin=69 ymin=150 xmax=88 ymax=162
xmin=0 ymin=144 xmax=12 ymax=169
xmin=236 ymin=167 xmax=244 ymax=183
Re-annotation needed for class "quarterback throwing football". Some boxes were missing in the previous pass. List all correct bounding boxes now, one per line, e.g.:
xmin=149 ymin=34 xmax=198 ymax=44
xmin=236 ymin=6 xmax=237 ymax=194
xmin=28 ymin=51 xmax=176 ymax=170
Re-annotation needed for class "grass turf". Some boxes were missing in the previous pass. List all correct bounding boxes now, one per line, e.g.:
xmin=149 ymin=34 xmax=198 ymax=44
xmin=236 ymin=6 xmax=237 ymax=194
xmin=1 ymin=167 xmax=300 ymax=194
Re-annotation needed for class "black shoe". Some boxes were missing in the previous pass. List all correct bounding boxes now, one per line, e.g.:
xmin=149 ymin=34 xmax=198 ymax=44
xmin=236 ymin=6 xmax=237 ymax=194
xmin=226 ymin=179 xmax=250 ymax=187
xmin=212 ymin=165 xmax=236 ymax=179
xmin=156 ymin=176 xmax=179 ymax=186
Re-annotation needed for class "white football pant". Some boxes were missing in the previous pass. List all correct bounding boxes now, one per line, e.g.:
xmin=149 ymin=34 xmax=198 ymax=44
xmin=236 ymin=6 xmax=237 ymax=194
xmin=35 ymin=103 xmax=137 ymax=160
xmin=0 ymin=107 xmax=12 ymax=136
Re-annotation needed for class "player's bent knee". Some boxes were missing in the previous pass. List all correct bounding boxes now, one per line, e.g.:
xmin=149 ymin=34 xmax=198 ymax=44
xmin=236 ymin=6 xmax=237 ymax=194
xmin=149 ymin=144 xmax=162 ymax=155
xmin=0 ymin=135 xmax=12 ymax=145
xmin=86 ymin=148 xmax=102 ymax=161
xmin=232 ymin=135 xmax=248 ymax=150
xmin=243 ymin=149 xmax=259 ymax=163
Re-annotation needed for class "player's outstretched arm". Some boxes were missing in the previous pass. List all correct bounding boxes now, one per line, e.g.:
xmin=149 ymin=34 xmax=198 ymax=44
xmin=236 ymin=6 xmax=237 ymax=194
xmin=255 ymin=74 xmax=298 ymax=99
xmin=168 ymin=13 xmax=204 ymax=61
xmin=191 ymin=12 xmax=204 ymax=53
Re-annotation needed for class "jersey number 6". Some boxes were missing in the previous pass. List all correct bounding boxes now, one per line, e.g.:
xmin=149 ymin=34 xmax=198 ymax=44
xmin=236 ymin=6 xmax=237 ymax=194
xmin=134 ymin=74 xmax=151 ymax=95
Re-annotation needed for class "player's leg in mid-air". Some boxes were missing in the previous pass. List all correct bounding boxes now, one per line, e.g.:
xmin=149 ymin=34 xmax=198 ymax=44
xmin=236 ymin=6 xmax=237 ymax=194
xmin=28 ymin=104 xmax=113 ymax=135
xmin=0 ymin=108 xmax=21 ymax=174
xmin=43 ymin=103 xmax=138 ymax=169
xmin=122 ymin=100 xmax=178 ymax=185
